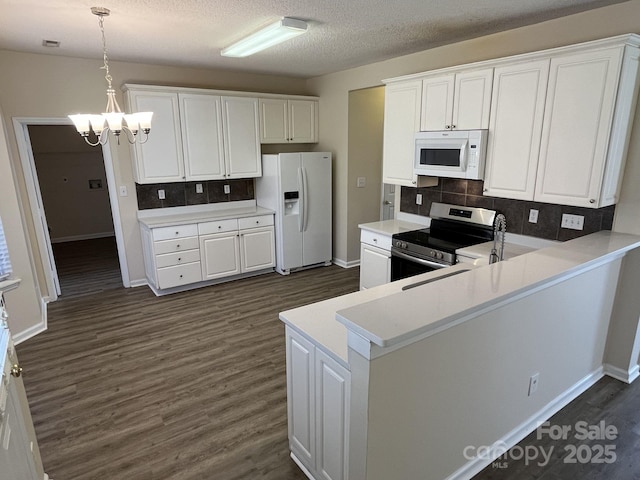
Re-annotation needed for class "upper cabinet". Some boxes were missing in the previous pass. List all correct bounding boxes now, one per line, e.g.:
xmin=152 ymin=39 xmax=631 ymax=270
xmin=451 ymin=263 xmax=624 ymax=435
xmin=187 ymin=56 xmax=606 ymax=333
xmin=421 ymin=68 xmax=493 ymax=131
xmin=127 ymin=90 xmax=184 ymax=184
xmin=124 ymin=85 xmax=319 ymax=184
xmin=534 ymin=47 xmax=627 ymax=207
xmin=382 ymin=80 xmax=423 ymax=187
xmin=383 ymin=34 xmax=640 ymax=208
xmin=483 ymin=60 xmax=550 ymax=200
xmin=260 ymin=98 xmax=318 ymax=143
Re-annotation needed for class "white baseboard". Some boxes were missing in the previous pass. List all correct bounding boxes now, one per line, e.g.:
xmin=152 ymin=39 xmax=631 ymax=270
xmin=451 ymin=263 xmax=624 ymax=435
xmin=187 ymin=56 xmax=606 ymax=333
xmin=446 ymin=367 xmax=604 ymax=480
xmin=129 ymin=279 xmax=149 ymax=288
xmin=332 ymin=258 xmax=360 ymax=269
xmin=604 ymin=363 xmax=640 ymax=384
xmin=13 ymin=296 xmax=48 ymax=344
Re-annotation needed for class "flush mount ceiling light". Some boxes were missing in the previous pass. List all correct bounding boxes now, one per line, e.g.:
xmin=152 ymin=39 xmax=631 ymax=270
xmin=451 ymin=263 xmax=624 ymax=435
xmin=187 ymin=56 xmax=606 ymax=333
xmin=221 ymin=17 xmax=308 ymax=58
xmin=69 ymin=7 xmax=152 ymax=146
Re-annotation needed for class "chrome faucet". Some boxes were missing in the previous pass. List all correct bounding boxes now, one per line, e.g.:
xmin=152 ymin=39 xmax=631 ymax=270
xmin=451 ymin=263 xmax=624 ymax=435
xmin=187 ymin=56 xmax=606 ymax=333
xmin=489 ymin=213 xmax=507 ymax=264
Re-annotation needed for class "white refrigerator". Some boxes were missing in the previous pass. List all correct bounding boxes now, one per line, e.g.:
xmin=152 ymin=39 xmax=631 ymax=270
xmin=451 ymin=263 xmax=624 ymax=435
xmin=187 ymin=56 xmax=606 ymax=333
xmin=256 ymin=152 xmax=332 ymax=275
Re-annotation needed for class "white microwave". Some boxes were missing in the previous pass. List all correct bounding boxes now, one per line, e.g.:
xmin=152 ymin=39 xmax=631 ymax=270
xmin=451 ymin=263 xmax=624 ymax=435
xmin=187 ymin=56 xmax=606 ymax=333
xmin=414 ymin=130 xmax=488 ymax=180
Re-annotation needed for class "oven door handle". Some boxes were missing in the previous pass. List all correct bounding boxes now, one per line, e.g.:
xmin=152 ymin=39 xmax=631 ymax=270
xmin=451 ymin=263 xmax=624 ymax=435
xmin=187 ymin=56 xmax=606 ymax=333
xmin=391 ymin=249 xmax=450 ymax=269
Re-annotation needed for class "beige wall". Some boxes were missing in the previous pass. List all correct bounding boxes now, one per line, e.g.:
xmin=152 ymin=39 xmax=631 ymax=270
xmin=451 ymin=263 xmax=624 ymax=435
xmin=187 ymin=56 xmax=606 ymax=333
xmin=308 ymin=0 xmax=640 ymax=263
xmin=0 ymin=50 xmax=309 ymax=337
xmin=347 ymin=87 xmax=385 ymax=262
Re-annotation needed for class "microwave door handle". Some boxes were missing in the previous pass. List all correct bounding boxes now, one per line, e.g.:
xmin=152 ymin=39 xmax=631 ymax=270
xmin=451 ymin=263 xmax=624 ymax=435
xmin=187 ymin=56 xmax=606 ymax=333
xmin=460 ymin=141 xmax=468 ymax=171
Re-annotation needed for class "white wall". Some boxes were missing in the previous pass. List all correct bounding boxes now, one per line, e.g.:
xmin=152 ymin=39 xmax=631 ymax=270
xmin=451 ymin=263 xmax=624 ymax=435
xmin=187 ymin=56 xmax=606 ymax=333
xmin=307 ymin=0 xmax=640 ymax=263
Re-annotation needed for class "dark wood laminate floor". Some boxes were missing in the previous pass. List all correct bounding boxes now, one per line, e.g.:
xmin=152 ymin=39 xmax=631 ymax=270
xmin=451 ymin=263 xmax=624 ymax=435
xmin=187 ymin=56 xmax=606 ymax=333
xmin=52 ymin=236 xmax=122 ymax=297
xmin=18 ymin=262 xmax=359 ymax=480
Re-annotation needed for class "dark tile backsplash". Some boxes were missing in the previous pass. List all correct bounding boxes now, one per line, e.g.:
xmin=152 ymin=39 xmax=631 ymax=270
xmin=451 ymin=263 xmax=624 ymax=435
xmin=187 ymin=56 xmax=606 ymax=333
xmin=400 ymin=179 xmax=615 ymax=242
xmin=136 ymin=179 xmax=255 ymax=210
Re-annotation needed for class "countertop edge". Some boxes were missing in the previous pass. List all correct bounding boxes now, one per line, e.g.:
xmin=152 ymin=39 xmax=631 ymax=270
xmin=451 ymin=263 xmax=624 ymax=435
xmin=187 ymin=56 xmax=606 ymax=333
xmin=138 ymin=205 xmax=275 ymax=228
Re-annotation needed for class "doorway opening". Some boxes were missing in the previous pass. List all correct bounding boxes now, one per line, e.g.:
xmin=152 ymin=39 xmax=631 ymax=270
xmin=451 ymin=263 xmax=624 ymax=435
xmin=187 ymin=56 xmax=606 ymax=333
xmin=13 ymin=118 xmax=130 ymax=302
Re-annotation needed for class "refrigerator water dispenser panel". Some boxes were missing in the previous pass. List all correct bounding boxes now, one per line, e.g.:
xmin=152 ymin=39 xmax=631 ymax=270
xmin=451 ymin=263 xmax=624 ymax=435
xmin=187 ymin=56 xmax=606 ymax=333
xmin=284 ymin=191 xmax=299 ymax=216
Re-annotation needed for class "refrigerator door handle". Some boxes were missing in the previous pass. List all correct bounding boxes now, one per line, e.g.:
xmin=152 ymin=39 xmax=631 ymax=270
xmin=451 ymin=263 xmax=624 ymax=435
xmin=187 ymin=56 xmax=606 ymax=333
xmin=297 ymin=167 xmax=304 ymax=233
xmin=302 ymin=166 xmax=309 ymax=232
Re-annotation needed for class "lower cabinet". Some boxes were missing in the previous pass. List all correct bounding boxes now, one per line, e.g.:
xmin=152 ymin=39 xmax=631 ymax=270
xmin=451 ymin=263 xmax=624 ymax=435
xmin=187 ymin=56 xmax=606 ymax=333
xmin=286 ymin=327 xmax=350 ymax=480
xmin=140 ymin=213 xmax=275 ymax=294
xmin=359 ymin=229 xmax=392 ymax=290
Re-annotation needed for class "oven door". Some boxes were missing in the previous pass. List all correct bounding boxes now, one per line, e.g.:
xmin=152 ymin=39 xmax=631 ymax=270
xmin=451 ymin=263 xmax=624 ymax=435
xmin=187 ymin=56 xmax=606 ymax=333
xmin=390 ymin=248 xmax=450 ymax=281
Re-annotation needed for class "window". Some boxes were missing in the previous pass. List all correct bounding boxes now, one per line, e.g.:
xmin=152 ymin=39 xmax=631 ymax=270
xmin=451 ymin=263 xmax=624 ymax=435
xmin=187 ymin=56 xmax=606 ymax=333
xmin=0 ymin=216 xmax=12 ymax=280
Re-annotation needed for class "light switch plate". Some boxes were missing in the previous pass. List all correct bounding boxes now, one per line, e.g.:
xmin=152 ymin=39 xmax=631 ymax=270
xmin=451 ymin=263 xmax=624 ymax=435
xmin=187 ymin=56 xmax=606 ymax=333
xmin=561 ymin=214 xmax=584 ymax=230
xmin=528 ymin=209 xmax=539 ymax=223
xmin=119 ymin=186 xmax=128 ymax=197
xmin=196 ymin=183 xmax=203 ymax=194
xmin=356 ymin=177 xmax=366 ymax=188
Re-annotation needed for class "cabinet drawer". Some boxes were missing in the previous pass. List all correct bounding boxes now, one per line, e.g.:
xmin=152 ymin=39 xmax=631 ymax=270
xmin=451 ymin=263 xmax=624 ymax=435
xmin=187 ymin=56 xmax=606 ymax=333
xmin=154 ymin=236 xmax=199 ymax=255
xmin=360 ymin=229 xmax=392 ymax=251
xmin=155 ymin=248 xmax=200 ymax=268
xmin=198 ymin=219 xmax=239 ymax=235
xmin=157 ymin=262 xmax=202 ymax=289
xmin=152 ymin=224 xmax=198 ymax=241
xmin=238 ymin=215 xmax=274 ymax=230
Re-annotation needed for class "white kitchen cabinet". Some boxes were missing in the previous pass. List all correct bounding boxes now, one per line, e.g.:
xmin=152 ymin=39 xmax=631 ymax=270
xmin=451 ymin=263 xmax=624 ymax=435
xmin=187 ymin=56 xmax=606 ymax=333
xmin=535 ymin=46 xmax=628 ymax=207
xmin=483 ymin=60 xmax=550 ymax=200
xmin=420 ymin=68 xmax=493 ymax=131
xmin=382 ymin=80 xmax=436 ymax=187
xmin=260 ymin=98 xmax=318 ymax=144
xmin=200 ymin=232 xmax=241 ymax=280
xmin=179 ymin=93 xmax=226 ymax=180
xmin=359 ymin=228 xmax=393 ymax=290
xmin=286 ymin=327 xmax=350 ymax=480
xmin=127 ymin=90 xmax=184 ymax=183
xmin=221 ymin=96 xmax=262 ymax=178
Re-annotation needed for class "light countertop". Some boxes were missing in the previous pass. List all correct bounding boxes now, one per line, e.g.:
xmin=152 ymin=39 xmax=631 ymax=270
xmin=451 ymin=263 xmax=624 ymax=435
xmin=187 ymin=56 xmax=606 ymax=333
xmin=359 ymin=218 xmax=430 ymax=237
xmin=336 ymin=231 xmax=640 ymax=348
xmin=137 ymin=202 xmax=275 ymax=228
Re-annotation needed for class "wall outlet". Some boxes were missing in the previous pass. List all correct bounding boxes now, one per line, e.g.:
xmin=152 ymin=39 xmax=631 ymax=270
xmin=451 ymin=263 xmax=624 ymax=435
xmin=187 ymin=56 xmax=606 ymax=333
xmin=561 ymin=214 xmax=584 ymax=230
xmin=224 ymin=184 xmax=230 ymax=194
xmin=528 ymin=373 xmax=540 ymax=396
xmin=528 ymin=209 xmax=539 ymax=223
xmin=356 ymin=176 xmax=366 ymax=188
xmin=416 ymin=193 xmax=423 ymax=205
xmin=158 ymin=189 xmax=165 ymax=200
xmin=119 ymin=186 xmax=128 ymax=197
xmin=196 ymin=183 xmax=203 ymax=194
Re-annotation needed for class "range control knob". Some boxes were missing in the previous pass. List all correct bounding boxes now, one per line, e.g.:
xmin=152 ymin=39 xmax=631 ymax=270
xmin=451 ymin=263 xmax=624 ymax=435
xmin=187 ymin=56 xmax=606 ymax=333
xmin=429 ymin=250 xmax=436 ymax=258
xmin=436 ymin=252 xmax=444 ymax=260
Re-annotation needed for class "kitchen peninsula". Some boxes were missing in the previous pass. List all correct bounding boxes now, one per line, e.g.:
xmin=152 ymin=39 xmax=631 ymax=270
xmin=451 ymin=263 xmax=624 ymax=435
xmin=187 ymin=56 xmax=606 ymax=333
xmin=280 ymin=231 xmax=640 ymax=480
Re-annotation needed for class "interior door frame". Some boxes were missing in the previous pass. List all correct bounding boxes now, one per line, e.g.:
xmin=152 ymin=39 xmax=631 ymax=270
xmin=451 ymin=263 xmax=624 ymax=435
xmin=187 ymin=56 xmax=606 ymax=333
xmin=12 ymin=117 xmax=131 ymax=301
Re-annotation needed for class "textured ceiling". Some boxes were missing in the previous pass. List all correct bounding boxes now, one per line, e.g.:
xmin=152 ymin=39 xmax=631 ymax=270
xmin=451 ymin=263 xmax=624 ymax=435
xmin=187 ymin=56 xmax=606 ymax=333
xmin=0 ymin=0 xmax=630 ymax=78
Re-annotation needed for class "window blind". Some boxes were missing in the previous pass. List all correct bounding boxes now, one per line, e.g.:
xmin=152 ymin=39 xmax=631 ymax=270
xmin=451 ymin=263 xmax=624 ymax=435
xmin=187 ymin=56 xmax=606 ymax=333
xmin=0 ymin=216 xmax=12 ymax=280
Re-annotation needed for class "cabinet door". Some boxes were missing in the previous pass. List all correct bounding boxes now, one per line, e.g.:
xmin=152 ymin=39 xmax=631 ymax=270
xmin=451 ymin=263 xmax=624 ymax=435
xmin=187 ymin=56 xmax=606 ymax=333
xmin=289 ymin=100 xmax=318 ymax=143
xmin=315 ymin=349 xmax=350 ymax=480
xmin=239 ymin=226 xmax=275 ymax=272
xmin=260 ymin=98 xmax=288 ymax=144
xmin=128 ymin=91 xmax=184 ymax=183
xmin=359 ymin=243 xmax=391 ymax=290
xmin=222 ymin=97 xmax=262 ymax=178
xmin=200 ymin=232 xmax=241 ymax=280
xmin=421 ymin=75 xmax=455 ymax=131
xmin=382 ymin=80 xmax=423 ymax=186
xmin=452 ymin=68 xmax=493 ymax=130
xmin=286 ymin=328 xmax=316 ymax=472
xmin=535 ymin=47 xmax=623 ymax=207
xmin=179 ymin=94 xmax=226 ymax=180
xmin=484 ymin=60 xmax=550 ymax=200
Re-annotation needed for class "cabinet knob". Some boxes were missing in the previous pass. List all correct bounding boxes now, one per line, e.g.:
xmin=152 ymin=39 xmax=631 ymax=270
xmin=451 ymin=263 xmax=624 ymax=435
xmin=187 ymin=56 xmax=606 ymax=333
xmin=175 ymin=231 xmax=179 ymax=235
xmin=218 ymin=226 xmax=222 ymax=229
xmin=10 ymin=364 xmax=22 ymax=378
xmin=451 ymin=125 xmax=456 ymax=129
xmin=373 ymin=238 xmax=378 ymax=242
xmin=179 ymin=274 xmax=183 ymax=278
xmin=483 ymin=188 xmax=488 ymax=192
xmin=176 ymin=244 xmax=180 ymax=248
xmin=178 ymin=257 xmax=182 ymax=261
xmin=256 ymin=220 xmax=259 ymax=224
xmin=445 ymin=125 xmax=451 ymax=129
xmin=589 ymin=199 xmax=596 ymax=204
xmin=412 ymin=180 xmax=417 ymax=185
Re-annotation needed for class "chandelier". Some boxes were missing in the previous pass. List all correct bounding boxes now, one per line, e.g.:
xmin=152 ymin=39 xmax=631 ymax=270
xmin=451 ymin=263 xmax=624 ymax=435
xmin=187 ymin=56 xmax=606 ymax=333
xmin=69 ymin=7 xmax=152 ymax=146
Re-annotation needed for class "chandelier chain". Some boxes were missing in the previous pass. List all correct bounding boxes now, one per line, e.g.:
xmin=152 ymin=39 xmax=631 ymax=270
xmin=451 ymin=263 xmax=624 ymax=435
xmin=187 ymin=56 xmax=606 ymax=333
xmin=98 ymin=15 xmax=113 ymax=90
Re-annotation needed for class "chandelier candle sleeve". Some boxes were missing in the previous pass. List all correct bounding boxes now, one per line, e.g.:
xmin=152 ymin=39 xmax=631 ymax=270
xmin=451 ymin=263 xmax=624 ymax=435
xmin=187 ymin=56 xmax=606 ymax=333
xmin=68 ymin=7 xmax=152 ymax=146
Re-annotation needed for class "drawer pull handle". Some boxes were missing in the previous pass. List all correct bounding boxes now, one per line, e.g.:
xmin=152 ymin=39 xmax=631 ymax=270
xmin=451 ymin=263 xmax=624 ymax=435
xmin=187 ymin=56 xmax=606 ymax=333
xmin=175 ymin=231 xmax=179 ymax=235
xmin=218 ymin=226 xmax=222 ymax=229
xmin=178 ymin=257 xmax=182 ymax=261
xmin=179 ymin=274 xmax=183 ymax=278
xmin=256 ymin=220 xmax=259 ymax=224
xmin=10 ymin=364 xmax=22 ymax=378
xmin=373 ymin=238 xmax=377 ymax=242
xmin=176 ymin=244 xmax=180 ymax=248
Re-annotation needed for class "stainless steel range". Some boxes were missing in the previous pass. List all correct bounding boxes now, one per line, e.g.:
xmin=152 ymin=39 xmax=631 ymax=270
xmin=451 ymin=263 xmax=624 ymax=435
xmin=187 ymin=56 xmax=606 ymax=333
xmin=391 ymin=202 xmax=497 ymax=281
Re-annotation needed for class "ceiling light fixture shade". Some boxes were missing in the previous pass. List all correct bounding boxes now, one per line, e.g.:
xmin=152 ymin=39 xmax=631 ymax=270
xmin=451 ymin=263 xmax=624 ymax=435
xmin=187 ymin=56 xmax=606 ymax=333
xmin=221 ymin=17 xmax=308 ymax=58
xmin=68 ymin=7 xmax=152 ymax=146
